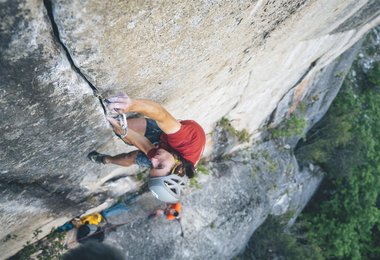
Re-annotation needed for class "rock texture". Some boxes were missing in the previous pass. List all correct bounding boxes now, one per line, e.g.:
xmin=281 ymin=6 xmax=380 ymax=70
xmin=0 ymin=0 xmax=379 ymax=258
xmin=1 ymin=0 xmax=137 ymax=256
xmin=104 ymin=142 xmax=324 ymax=260
xmin=52 ymin=0 xmax=380 ymax=133
xmin=104 ymin=39 xmax=364 ymax=259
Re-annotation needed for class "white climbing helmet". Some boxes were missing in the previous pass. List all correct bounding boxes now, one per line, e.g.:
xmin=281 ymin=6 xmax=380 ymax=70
xmin=148 ymin=174 xmax=186 ymax=203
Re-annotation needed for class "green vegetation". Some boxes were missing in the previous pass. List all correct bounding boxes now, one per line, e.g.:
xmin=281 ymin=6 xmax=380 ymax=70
xmin=296 ymin=85 xmax=362 ymax=171
xmin=243 ymin=35 xmax=380 ymax=260
xmin=334 ymin=71 xmax=345 ymax=78
xmin=17 ymin=229 xmax=66 ymax=260
xmin=250 ymin=165 xmax=259 ymax=178
xmin=294 ymin=62 xmax=380 ymax=259
xmin=210 ymin=222 xmax=217 ymax=229
xmin=189 ymin=177 xmax=201 ymax=189
xmin=249 ymin=149 xmax=280 ymax=175
xmin=236 ymin=216 xmax=324 ymax=260
xmin=261 ymin=150 xmax=270 ymax=160
xmin=218 ymin=117 xmax=250 ymax=143
xmin=196 ymin=158 xmax=209 ymax=175
xmin=33 ymin=228 xmax=43 ymax=239
xmin=2 ymin=233 xmax=17 ymax=242
xmin=299 ymin=101 xmax=307 ymax=114
xmin=312 ymin=94 xmax=320 ymax=101
xmin=250 ymin=151 xmax=259 ymax=160
xmin=368 ymin=61 xmax=380 ymax=86
xmin=260 ymin=149 xmax=279 ymax=173
xmin=136 ymin=169 xmax=149 ymax=181
xmin=267 ymin=160 xmax=279 ymax=173
xmin=270 ymin=113 xmax=306 ymax=139
xmin=188 ymin=159 xmax=210 ymax=189
xmin=220 ymin=153 xmax=233 ymax=161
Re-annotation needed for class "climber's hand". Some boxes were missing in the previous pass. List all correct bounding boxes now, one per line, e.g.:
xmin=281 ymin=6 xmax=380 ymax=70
xmin=106 ymin=116 xmax=124 ymax=136
xmin=105 ymin=94 xmax=133 ymax=114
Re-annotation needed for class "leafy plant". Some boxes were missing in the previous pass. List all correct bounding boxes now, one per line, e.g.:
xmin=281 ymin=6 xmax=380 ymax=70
xmin=136 ymin=170 xmax=149 ymax=181
xmin=368 ymin=62 xmax=380 ymax=86
xmin=210 ymin=222 xmax=216 ymax=229
xmin=259 ymin=149 xmax=278 ymax=173
xmin=196 ymin=159 xmax=209 ymax=175
xmin=189 ymin=177 xmax=201 ymax=189
xmin=270 ymin=114 xmax=306 ymax=139
xmin=2 ymin=234 xmax=17 ymax=242
xmin=17 ymin=229 xmax=66 ymax=260
xmin=33 ymin=228 xmax=43 ymax=239
xmin=236 ymin=215 xmax=324 ymax=260
xmin=250 ymin=165 xmax=259 ymax=177
xmin=218 ymin=117 xmax=250 ymax=143
xmin=267 ymin=160 xmax=279 ymax=173
xmin=296 ymin=60 xmax=380 ymax=259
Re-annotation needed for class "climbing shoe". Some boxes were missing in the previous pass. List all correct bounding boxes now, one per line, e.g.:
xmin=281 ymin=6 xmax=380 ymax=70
xmin=87 ymin=151 xmax=106 ymax=164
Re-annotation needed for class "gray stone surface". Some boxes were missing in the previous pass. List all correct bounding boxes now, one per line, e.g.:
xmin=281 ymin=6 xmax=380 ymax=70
xmin=1 ymin=0 xmax=380 ymax=258
xmin=103 ymin=39 xmax=365 ymax=258
xmin=267 ymin=38 xmax=364 ymax=147
xmin=333 ymin=0 xmax=380 ymax=33
xmin=52 ymin=0 xmax=311 ymax=97
xmin=104 ymin=125 xmax=324 ymax=260
xmin=0 ymin=0 xmax=114 ymax=255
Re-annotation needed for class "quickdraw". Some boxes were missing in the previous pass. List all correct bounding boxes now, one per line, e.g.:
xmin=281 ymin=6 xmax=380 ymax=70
xmin=118 ymin=113 xmax=128 ymax=138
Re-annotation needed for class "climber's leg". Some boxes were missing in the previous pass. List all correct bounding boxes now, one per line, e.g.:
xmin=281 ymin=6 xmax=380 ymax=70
xmin=102 ymin=150 xmax=139 ymax=166
xmin=126 ymin=118 xmax=147 ymax=136
xmin=88 ymin=118 xmax=162 ymax=166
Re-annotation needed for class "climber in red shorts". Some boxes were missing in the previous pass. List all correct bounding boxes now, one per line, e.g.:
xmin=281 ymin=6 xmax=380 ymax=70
xmin=88 ymin=94 xmax=206 ymax=203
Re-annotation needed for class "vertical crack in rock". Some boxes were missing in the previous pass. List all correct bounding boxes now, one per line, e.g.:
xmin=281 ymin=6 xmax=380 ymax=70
xmin=43 ymin=0 xmax=107 ymax=114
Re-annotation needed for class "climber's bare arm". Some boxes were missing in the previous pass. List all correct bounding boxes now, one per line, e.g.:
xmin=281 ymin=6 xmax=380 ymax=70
xmin=106 ymin=95 xmax=181 ymax=134
xmin=107 ymin=116 xmax=155 ymax=154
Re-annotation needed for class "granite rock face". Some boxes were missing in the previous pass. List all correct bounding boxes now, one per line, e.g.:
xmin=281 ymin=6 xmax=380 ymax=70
xmin=0 ymin=0 xmax=114 ymax=255
xmin=104 ymin=140 xmax=325 ymax=259
xmin=52 ymin=0 xmax=380 ymax=133
xmin=104 ymin=40 xmax=363 ymax=259
xmin=0 ymin=0 xmax=379 ymax=258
